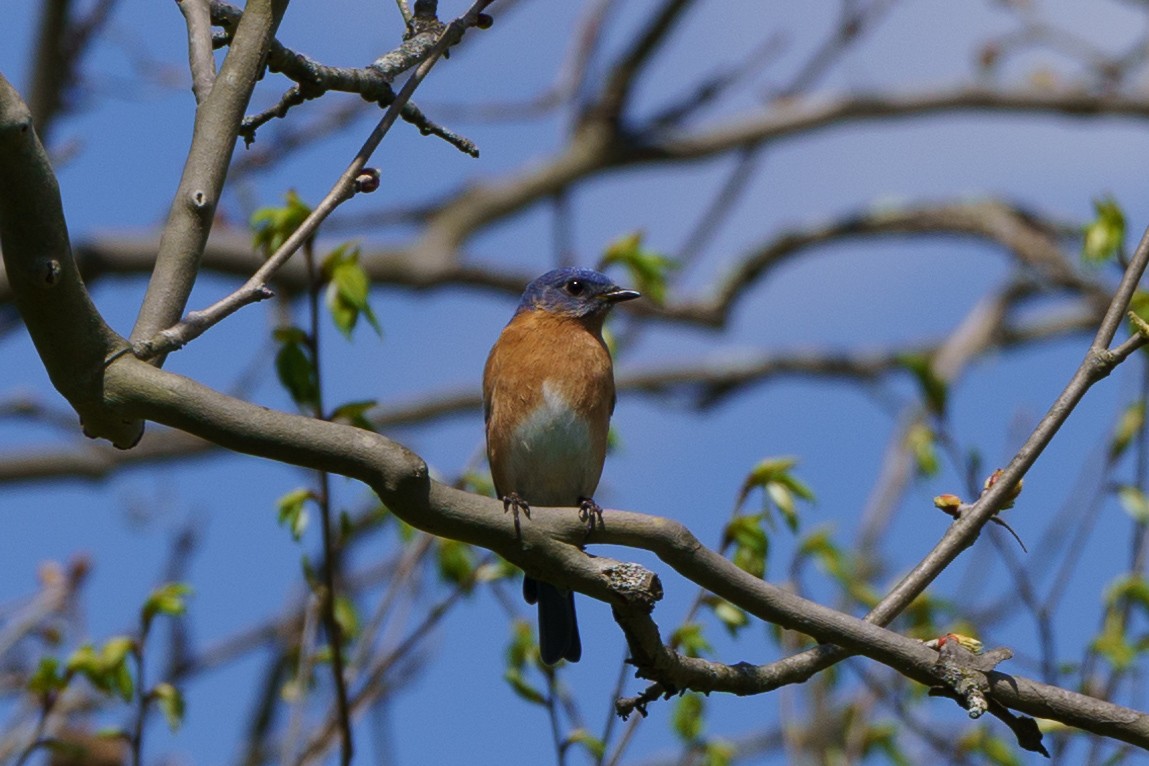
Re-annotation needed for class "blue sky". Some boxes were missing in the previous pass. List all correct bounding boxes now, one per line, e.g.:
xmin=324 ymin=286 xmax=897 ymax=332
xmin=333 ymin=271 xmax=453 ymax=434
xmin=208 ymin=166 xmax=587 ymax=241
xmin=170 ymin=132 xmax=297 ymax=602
xmin=4 ymin=1 xmax=1149 ymax=763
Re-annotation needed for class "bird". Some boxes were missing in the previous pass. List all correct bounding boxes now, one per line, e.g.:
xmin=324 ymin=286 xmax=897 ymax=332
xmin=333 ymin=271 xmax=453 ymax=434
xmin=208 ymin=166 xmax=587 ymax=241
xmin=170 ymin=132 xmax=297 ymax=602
xmin=483 ymin=267 xmax=639 ymax=664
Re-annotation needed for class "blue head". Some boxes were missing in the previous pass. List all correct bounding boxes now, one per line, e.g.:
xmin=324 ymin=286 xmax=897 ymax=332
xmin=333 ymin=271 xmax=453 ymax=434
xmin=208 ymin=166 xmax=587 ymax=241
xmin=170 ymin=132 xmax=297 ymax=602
xmin=515 ymin=268 xmax=640 ymax=319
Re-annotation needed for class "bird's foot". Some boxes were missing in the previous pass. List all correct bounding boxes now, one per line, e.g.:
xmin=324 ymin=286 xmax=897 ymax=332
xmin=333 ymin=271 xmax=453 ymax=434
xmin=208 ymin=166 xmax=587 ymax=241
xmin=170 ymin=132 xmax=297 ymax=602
xmin=578 ymin=496 xmax=604 ymax=536
xmin=503 ymin=492 xmax=531 ymax=539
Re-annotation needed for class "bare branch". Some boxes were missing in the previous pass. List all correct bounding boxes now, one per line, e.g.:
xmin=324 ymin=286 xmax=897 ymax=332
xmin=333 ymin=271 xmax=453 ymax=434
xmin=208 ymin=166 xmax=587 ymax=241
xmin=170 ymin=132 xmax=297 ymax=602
xmin=132 ymin=1 xmax=495 ymax=361
xmin=129 ymin=0 xmax=288 ymax=349
xmin=0 ymin=74 xmax=142 ymax=447
xmin=178 ymin=0 xmax=217 ymax=103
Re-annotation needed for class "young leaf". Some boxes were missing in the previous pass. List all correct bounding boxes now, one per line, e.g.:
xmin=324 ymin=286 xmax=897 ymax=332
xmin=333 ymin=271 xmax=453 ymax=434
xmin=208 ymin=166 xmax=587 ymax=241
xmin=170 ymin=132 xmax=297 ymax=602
xmin=330 ymin=400 xmax=378 ymax=431
xmin=704 ymin=740 xmax=736 ymax=766
xmin=333 ymin=595 xmax=360 ymax=642
xmin=505 ymin=618 xmax=535 ymax=671
xmin=670 ymin=622 xmax=713 ymax=658
xmin=436 ymin=539 xmax=476 ymax=589
xmin=898 ymin=353 xmax=948 ymax=416
xmin=67 ymin=638 xmax=136 ymax=702
xmin=1082 ymin=196 xmax=1125 ymax=265
xmin=251 ymin=190 xmax=312 ymax=258
xmin=672 ymin=693 xmax=704 ymax=743
xmin=905 ymin=421 xmax=939 ymax=477
xmin=736 ymin=456 xmax=814 ymax=531
xmin=152 ymin=682 xmax=186 ymax=731
xmin=1110 ymin=401 xmax=1145 ymax=461
xmin=273 ymin=328 xmax=318 ymax=408
xmin=706 ymin=598 xmax=749 ymax=636
xmin=1118 ymin=485 xmax=1149 ymax=524
xmin=503 ymin=668 xmax=547 ymax=706
xmin=322 ymin=244 xmax=383 ymax=338
xmin=566 ymin=729 xmax=606 ymax=760
xmin=723 ymin=514 xmax=768 ymax=578
xmin=599 ymin=230 xmax=677 ymax=306
xmin=1092 ymin=609 xmax=1135 ymax=670
xmin=277 ymin=487 xmax=314 ymax=541
xmin=142 ymin=582 xmax=193 ymax=627
xmin=27 ymin=656 xmax=67 ymax=695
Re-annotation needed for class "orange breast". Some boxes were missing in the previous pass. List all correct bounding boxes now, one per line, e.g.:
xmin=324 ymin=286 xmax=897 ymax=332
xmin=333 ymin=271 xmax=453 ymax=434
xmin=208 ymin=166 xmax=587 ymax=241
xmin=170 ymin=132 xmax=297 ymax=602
xmin=483 ymin=311 xmax=616 ymax=506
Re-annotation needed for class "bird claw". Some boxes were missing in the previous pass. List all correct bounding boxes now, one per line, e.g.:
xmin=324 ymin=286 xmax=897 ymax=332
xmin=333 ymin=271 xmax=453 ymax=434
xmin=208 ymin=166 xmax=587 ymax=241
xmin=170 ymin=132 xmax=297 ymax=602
xmin=503 ymin=492 xmax=531 ymax=539
xmin=578 ymin=496 xmax=604 ymax=536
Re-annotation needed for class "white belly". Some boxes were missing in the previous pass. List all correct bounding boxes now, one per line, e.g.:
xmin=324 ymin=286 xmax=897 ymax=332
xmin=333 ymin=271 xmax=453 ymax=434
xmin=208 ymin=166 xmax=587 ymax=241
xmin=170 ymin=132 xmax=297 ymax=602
xmin=505 ymin=381 xmax=599 ymax=506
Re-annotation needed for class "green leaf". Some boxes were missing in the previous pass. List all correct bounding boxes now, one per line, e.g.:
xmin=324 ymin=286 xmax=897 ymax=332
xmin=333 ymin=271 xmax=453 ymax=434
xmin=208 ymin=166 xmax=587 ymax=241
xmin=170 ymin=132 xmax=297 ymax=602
xmin=899 ymin=353 xmax=948 ymax=416
xmin=599 ymin=230 xmax=677 ymax=306
xmin=723 ymin=514 xmax=767 ymax=578
xmin=1104 ymin=574 xmax=1149 ymax=608
xmin=152 ymin=682 xmax=185 ymax=731
xmin=251 ymin=190 xmax=312 ymax=258
xmin=670 ymin=622 xmax=713 ymax=658
xmin=863 ymin=722 xmax=911 ymax=766
xmin=67 ymin=638 xmax=136 ymax=702
xmin=503 ymin=668 xmax=547 ymax=705
xmin=100 ymin=637 xmax=135 ymax=670
xmin=766 ymin=482 xmax=796 ymax=529
xmin=672 ymin=693 xmax=704 ymax=743
xmin=707 ymin=598 xmax=749 ymax=636
xmin=300 ymin=555 xmax=320 ymax=590
xmin=905 ymin=421 xmax=939 ymax=477
xmin=65 ymin=644 xmax=99 ymax=676
xmin=142 ymin=582 xmax=193 ymax=627
xmin=959 ymin=727 xmax=1024 ymax=766
xmin=273 ymin=329 xmax=318 ymax=408
xmin=736 ymin=456 xmax=814 ymax=531
xmin=436 ymin=539 xmax=476 ymax=588
xmin=1082 ymin=196 xmax=1125 ymax=265
xmin=333 ymin=595 xmax=360 ymax=642
xmin=1130 ymin=290 xmax=1149 ymax=330
xmin=459 ymin=470 xmax=496 ymax=498
xmin=322 ymin=244 xmax=382 ymax=338
xmin=1118 ymin=485 xmax=1149 ymax=524
xmin=799 ymin=527 xmax=876 ymax=603
xmin=1093 ymin=609 xmax=1135 ymax=669
xmin=704 ymin=739 xmax=736 ymax=766
xmin=566 ymin=729 xmax=606 ymax=760
xmin=276 ymin=487 xmax=314 ymax=541
xmin=330 ymin=400 xmax=377 ymax=431
xmin=505 ymin=618 xmax=535 ymax=671
xmin=27 ymin=656 xmax=67 ymax=695
xmin=1110 ymin=401 xmax=1145 ymax=461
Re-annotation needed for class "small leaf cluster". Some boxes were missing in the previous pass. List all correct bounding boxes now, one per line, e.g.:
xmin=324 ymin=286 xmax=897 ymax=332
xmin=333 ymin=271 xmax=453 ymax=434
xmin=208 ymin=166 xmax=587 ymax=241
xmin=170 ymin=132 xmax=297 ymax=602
xmin=26 ymin=583 xmax=192 ymax=735
xmin=1081 ymin=195 xmax=1125 ymax=265
xmin=322 ymin=244 xmax=382 ymax=338
xmin=251 ymin=190 xmax=312 ymax=258
xmin=599 ymin=230 xmax=677 ymax=306
xmin=726 ymin=457 xmax=814 ymax=577
xmin=671 ymin=693 xmax=734 ymax=766
xmin=1092 ymin=574 xmax=1149 ymax=670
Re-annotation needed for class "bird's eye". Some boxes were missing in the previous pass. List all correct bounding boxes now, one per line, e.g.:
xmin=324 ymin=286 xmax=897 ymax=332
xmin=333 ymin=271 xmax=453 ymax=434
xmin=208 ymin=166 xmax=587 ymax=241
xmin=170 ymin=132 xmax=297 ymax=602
xmin=565 ymin=279 xmax=585 ymax=296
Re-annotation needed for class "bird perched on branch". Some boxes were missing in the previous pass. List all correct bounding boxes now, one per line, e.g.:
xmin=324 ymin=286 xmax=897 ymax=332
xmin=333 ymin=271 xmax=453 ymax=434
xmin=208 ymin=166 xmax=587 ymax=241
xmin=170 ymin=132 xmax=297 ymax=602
xmin=483 ymin=267 xmax=639 ymax=664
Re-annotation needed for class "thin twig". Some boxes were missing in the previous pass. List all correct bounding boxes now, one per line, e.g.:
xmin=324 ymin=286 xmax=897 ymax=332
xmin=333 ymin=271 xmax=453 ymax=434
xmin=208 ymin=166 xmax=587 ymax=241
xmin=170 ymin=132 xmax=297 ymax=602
xmin=302 ymin=237 xmax=355 ymax=765
xmin=132 ymin=2 xmax=494 ymax=360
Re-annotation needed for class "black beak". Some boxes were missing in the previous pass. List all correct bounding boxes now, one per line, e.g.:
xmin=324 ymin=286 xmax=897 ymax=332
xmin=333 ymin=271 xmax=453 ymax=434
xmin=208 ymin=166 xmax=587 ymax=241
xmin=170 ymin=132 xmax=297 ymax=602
xmin=603 ymin=287 xmax=641 ymax=303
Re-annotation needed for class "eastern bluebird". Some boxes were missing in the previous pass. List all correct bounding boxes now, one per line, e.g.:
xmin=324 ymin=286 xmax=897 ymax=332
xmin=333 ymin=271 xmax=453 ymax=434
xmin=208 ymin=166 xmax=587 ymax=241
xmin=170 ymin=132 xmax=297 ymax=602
xmin=483 ymin=267 xmax=639 ymax=664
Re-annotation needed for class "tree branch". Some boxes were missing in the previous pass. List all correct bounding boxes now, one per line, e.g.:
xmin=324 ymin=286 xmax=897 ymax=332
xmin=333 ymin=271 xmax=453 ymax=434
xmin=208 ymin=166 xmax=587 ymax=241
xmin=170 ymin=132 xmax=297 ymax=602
xmin=131 ymin=0 xmax=496 ymax=361
xmin=129 ymin=0 xmax=288 ymax=348
xmin=0 ymin=73 xmax=142 ymax=448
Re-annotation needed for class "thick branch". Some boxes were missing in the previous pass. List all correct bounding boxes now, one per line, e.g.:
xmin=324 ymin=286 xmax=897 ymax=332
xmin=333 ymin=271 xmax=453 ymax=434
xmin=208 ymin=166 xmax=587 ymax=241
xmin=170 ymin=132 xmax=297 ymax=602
xmin=0 ymin=294 xmax=1096 ymax=486
xmin=0 ymin=73 xmax=141 ymax=448
xmin=409 ymin=87 xmax=1149 ymax=263
xmin=93 ymin=354 xmax=1149 ymax=747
